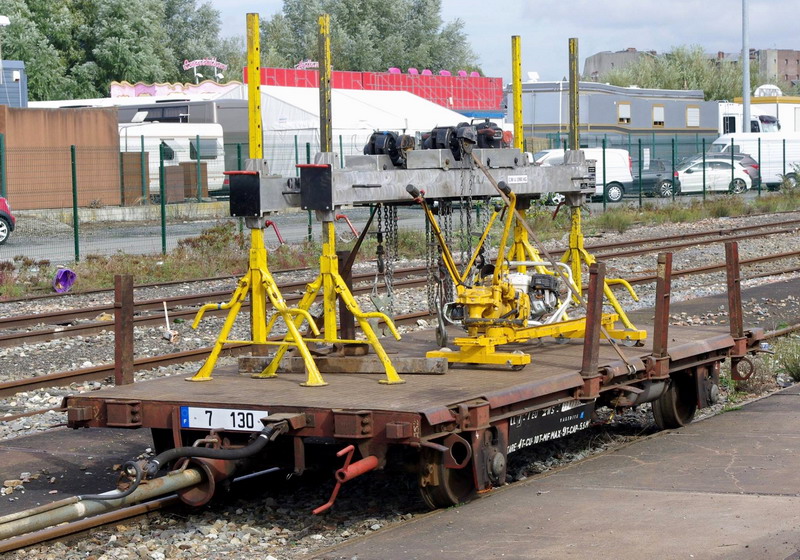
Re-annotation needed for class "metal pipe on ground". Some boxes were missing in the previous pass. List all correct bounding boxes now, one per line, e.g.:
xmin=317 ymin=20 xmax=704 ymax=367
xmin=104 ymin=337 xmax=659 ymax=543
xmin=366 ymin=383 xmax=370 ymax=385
xmin=0 ymin=468 xmax=202 ymax=542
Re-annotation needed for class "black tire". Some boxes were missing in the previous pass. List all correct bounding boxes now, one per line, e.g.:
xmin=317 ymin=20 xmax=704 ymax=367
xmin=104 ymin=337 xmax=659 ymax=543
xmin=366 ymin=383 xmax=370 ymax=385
xmin=657 ymin=180 xmax=675 ymax=198
xmin=784 ymin=173 xmax=798 ymax=190
xmin=729 ymin=178 xmax=747 ymax=194
xmin=653 ymin=374 xmax=697 ymax=430
xmin=605 ymin=183 xmax=624 ymax=203
xmin=0 ymin=217 xmax=9 ymax=245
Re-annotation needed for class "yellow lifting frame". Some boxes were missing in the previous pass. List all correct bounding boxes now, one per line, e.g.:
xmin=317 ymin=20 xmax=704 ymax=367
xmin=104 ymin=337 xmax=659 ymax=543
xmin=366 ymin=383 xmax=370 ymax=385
xmin=253 ymin=220 xmax=405 ymax=385
xmin=187 ymin=228 xmax=327 ymax=386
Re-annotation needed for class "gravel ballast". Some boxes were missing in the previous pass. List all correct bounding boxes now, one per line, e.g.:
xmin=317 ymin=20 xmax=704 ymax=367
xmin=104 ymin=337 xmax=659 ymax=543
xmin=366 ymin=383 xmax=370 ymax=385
xmin=2 ymin=211 xmax=799 ymax=559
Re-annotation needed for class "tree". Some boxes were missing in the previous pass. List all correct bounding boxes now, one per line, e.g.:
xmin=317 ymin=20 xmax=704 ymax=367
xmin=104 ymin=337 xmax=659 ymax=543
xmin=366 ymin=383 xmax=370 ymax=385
xmin=601 ymin=46 xmax=763 ymax=101
xmin=0 ymin=0 xmax=231 ymax=100
xmin=260 ymin=0 xmax=481 ymax=73
xmin=163 ymin=0 xmax=224 ymax=82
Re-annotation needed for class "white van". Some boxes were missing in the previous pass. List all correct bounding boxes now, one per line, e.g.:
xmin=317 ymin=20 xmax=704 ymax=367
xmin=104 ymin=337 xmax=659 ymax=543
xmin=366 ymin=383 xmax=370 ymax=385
xmin=533 ymin=148 xmax=633 ymax=202
xmin=709 ymin=133 xmax=800 ymax=189
xmin=119 ymin=122 xmax=226 ymax=195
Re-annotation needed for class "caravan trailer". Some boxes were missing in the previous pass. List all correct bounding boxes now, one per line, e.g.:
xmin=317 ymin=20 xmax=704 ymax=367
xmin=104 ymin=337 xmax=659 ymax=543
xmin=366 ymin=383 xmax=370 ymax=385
xmin=709 ymin=133 xmax=800 ymax=188
xmin=118 ymin=122 xmax=226 ymax=195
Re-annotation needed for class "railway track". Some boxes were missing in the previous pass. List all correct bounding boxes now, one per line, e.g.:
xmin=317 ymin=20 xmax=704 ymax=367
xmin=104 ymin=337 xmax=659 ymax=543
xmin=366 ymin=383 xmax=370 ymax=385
xmin=3 ymin=215 xmax=799 ymax=334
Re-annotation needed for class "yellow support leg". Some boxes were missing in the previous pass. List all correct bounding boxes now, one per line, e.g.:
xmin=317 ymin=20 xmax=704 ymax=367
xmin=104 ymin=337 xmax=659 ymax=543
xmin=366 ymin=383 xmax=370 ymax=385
xmin=559 ymin=204 xmax=646 ymax=343
xmin=258 ymin=220 xmax=404 ymax=385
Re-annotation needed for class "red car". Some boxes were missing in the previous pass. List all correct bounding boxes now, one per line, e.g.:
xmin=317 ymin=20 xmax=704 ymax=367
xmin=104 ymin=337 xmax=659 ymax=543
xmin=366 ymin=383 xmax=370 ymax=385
xmin=0 ymin=196 xmax=16 ymax=245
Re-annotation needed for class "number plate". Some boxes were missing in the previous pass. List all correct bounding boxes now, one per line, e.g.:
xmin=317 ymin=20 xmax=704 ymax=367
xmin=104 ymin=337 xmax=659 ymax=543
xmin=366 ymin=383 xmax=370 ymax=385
xmin=179 ymin=406 xmax=265 ymax=432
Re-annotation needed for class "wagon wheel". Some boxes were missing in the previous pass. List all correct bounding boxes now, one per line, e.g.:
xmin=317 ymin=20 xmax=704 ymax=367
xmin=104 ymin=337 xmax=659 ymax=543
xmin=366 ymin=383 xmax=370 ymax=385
xmin=652 ymin=374 xmax=697 ymax=429
xmin=418 ymin=447 xmax=475 ymax=509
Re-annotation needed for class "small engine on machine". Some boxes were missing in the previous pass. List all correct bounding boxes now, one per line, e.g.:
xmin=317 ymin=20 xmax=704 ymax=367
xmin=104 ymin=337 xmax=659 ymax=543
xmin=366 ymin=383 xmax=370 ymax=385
xmin=506 ymin=272 xmax=561 ymax=322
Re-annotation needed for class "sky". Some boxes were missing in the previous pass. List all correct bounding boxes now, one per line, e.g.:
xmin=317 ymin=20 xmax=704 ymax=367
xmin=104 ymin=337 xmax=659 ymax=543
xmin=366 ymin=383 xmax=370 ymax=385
xmin=209 ymin=0 xmax=798 ymax=85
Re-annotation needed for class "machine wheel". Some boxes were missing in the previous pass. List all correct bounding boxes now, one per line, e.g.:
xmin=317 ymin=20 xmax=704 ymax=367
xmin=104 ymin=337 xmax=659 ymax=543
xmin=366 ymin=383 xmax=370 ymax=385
xmin=418 ymin=447 xmax=475 ymax=509
xmin=605 ymin=183 xmax=624 ymax=203
xmin=0 ymin=217 xmax=9 ymax=245
xmin=652 ymin=374 xmax=697 ymax=429
xmin=784 ymin=172 xmax=798 ymax=190
xmin=729 ymin=178 xmax=747 ymax=194
xmin=657 ymin=180 xmax=676 ymax=198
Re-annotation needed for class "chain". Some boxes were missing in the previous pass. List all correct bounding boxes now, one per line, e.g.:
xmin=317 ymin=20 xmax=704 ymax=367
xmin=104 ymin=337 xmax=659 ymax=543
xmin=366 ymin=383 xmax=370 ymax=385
xmin=440 ymin=201 xmax=455 ymax=304
xmin=385 ymin=204 xmax=398 ymax=317
xmin=425 ymin=218 xmax=436 ymax=313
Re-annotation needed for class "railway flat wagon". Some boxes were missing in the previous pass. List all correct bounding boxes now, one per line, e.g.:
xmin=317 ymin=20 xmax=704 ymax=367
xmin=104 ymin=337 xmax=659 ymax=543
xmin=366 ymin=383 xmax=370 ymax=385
xmin=63 ymin=261 xmax=762 ymax=510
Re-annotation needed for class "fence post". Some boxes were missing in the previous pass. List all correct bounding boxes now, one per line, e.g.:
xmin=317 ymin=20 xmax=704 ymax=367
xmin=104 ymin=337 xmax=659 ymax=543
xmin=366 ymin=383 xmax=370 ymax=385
xmin=196 ymin=134 xmax=202 ymax=201
xmin=159 ymin=142 xmax=167 ymax=255
xmin=601 ymin=138 xmax=607 ymax=211
xmin=637 ymin=139 xmax=643 ymax=208
xmin=119 ymin=151 xmax=125 ymax=204
xmin=237 ymin=143 xmax=243 ymax=171
xmin=339 ymin=134 xmax=344 ymax=168
xmin=671 ymin=138 xmax=676 ymax=202
xmin=71 ymin=145 xmax=80 ymax=262
xmin=306 ymin=142 xmax=312 ymax=242
xmin=701 ymin=140 xmax=706 ymax=201
xmin=783 ymin=138 xmax=787 ymax=181
xmin=140 ymin=135 xmax=147 ymax=204
xmin=294 ymin=135 xmax=299 ymax=176
xmin=731 ymin=139 xmax=735 ymax=190
xmin=0 ymin=133 xmax=6 ymax=199
xmin=757 ymin=137 xmax=762 ymax=195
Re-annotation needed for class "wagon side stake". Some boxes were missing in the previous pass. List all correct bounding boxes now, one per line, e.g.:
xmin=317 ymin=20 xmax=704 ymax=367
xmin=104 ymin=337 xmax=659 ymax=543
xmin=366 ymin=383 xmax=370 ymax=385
xmin=313 ymin=445 xmax=379 ymax=514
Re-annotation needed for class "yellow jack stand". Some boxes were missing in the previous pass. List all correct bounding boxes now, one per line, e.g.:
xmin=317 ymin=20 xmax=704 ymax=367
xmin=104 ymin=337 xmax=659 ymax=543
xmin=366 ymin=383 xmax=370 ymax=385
xmin=254 ymin=220 xmax=405 ymax=385
xmin=187 ymin=227 xmax=326 ymax=386
xmin=560 ymin=203 xmax=646 ymax=345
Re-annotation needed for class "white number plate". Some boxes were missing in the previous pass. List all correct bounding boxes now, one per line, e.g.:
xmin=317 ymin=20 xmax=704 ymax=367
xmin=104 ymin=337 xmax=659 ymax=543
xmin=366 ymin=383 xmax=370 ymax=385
xmin=180 ymin=406 xmax=265 ymax=432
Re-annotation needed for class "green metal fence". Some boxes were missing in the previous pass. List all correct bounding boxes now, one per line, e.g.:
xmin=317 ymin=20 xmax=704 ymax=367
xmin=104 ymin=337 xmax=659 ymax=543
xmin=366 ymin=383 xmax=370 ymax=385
xmin=0 ymin=133 xmax=792 ymax=267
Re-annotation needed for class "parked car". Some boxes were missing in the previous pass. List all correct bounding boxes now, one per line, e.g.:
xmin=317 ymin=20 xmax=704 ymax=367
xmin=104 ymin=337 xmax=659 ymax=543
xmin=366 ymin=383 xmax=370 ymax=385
xmin=533 ymin=147 xmax=633 ymax=202
xmin=701 ymin=153 xmax=761 ymax=188
xmin=0 ymin=196 xmax=16 ymax=245
xmin=630 ymin=159 xmax=680 ymax=197
xmin=709 ymin=133 xmax=800 ymax=189
xmin=673 ymin=159 xmax=752 ymax=195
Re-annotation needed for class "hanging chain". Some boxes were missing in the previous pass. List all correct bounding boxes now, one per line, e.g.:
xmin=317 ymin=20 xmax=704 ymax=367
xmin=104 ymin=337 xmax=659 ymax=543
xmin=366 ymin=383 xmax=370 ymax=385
xmin=425 ymin=218 xmax=437 ymax=313
xmin=385 ymin=204 xmax=398 ymax=317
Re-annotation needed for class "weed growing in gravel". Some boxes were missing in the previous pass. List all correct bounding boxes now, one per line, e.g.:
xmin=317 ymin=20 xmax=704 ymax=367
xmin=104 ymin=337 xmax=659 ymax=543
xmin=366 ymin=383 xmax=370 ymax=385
xmin=593 ymin=207 xmax=637 ymax=233
xmin=0 ymin=257 xmax=55 ymax=300
xmin=773 ymin=336 xmax=800 ymax=382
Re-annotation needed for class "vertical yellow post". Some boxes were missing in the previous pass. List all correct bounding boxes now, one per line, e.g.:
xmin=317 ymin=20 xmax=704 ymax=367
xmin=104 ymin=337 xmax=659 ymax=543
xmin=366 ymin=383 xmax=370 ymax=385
xmin=511 ymin=36 xmax=523 ymax=151
xmin=246 ymin=13 xmax=263 ymax=160
xmin=318 ymin=14 xmax=332 ymax=153
xmin=246 ymin=13 xmax=267 ymax=344
xmin=568 ymin=38 xmax=579 ymax=151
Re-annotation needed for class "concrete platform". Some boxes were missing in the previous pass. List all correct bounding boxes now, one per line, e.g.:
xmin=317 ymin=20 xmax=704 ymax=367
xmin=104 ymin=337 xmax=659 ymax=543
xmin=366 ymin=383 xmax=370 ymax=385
xmin=312 ymin=388 xmax=800 ymax=560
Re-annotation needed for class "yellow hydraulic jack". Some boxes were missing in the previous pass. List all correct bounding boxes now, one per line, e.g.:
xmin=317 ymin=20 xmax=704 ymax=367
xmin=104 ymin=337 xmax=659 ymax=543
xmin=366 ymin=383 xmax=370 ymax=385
xmin=559 ymin=200 xmax=646 ymax=345
xmin=253 ymin=218 xmax=405 ymax=385
xmin=187 ymin=225 xmax=326 ymax=385
xmin=409 ymin=182 xmax=643 ymax=369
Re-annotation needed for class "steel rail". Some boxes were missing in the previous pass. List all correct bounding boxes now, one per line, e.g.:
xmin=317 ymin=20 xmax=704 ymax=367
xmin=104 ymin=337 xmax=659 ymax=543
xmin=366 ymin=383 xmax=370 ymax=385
xmin=0 ymin=266 xmax=428 ymax=331
xmin=0 ymin=275 xmax=429 ymax=347
xmin=0 ymin=311 xmax=432 ymax=399
xmin=4 ymin=218 xmax=800 ymax=333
